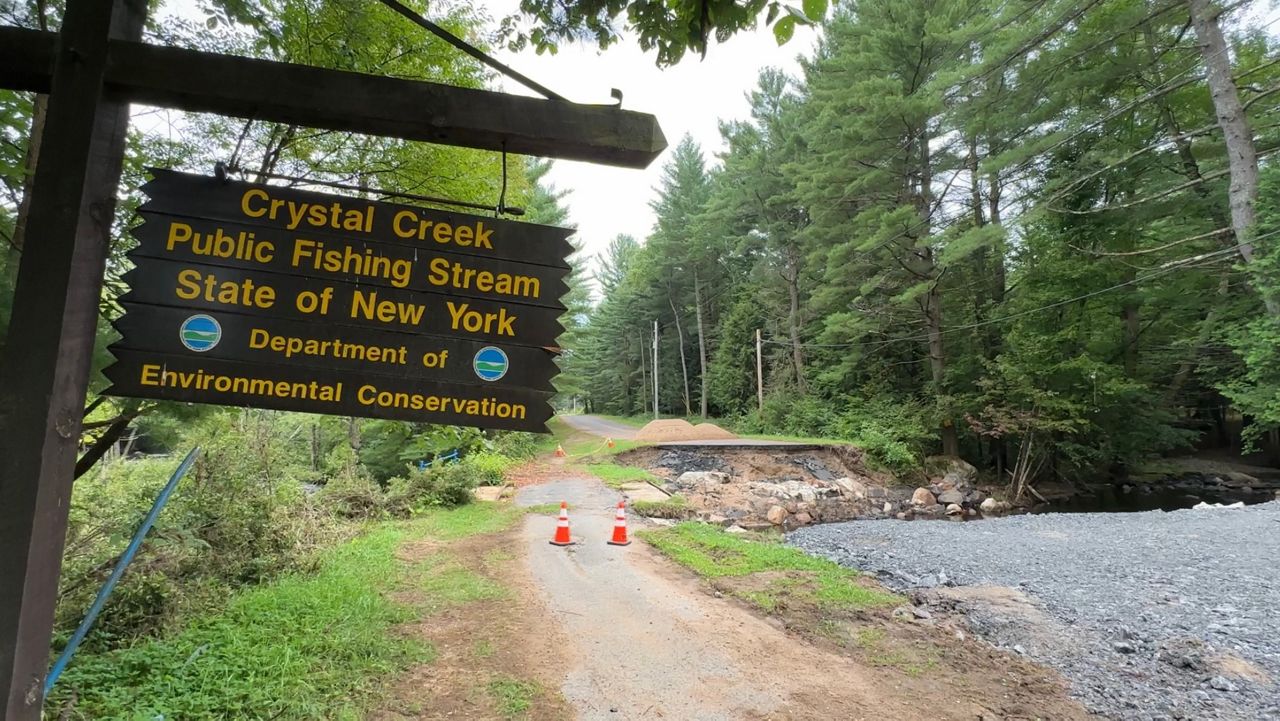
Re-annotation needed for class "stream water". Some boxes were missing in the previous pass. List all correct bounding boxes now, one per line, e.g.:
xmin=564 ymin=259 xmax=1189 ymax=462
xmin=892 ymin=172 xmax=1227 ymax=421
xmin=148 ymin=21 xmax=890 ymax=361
xmin=1034 ymin=483 xmax=1277 ymax=513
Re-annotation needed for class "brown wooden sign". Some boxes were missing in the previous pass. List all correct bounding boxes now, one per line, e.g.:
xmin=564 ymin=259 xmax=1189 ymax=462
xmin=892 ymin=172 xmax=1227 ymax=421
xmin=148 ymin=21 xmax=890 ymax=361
xmin=141 ymin=170 xmax=573 ymax=268
xmin=110 ymin=303 xmax=561 ymax=392
xmin=106 ymin=170 xmax=572 ymax=429
xmin=105 ymin=349 xmax=554 ymax=432
xmin=132 ymin=212 xmax=571 ymax=310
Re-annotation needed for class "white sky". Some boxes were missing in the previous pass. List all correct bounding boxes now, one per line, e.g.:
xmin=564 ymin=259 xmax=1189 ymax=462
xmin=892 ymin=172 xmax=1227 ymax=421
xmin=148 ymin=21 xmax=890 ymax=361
xmin=483 ymin=2 xmax=818 ymax=268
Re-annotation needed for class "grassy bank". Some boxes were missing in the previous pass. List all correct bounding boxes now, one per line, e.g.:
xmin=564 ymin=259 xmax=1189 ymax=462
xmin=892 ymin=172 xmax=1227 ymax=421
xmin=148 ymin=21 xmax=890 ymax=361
xmin=642 ymin=522 xmax=898 ymax=615
xmin=47 ymin=504 xmax=526 ymax=720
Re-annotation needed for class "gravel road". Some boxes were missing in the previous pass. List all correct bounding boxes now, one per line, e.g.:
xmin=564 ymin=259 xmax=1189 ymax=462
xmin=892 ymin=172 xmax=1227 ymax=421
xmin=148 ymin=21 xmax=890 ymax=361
xmin=788 ymin=502 xmax=1280 ymax=721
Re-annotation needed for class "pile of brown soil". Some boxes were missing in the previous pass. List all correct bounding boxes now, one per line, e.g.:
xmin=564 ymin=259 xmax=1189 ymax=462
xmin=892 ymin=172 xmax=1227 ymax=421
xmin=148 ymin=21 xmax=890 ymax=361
xmin=634 ymin=418 xmax=738 ymax=442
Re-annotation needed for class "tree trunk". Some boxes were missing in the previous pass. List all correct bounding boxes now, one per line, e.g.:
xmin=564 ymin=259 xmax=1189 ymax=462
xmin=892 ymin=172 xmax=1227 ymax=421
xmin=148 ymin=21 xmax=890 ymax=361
xmin=346 ymin=417 xmax=361 ymax=451
xmin=785 ymin=245 xmax=807 ymax=394
xmin=1121 ymin=302 xmax=1140 ymax=376
xmin=667 ymin=293 xmax=692 ymax=416
xmin=1188 ymin=0 xmax=1277 ymax=313
xmin=694 ymin=271 xmax=708 ymax=419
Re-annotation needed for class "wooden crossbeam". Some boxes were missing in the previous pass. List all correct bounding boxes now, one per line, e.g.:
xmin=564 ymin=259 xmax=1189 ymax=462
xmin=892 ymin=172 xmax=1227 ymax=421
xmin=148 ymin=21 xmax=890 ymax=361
xmin=0 ymin=27 xmax=667 ymax=168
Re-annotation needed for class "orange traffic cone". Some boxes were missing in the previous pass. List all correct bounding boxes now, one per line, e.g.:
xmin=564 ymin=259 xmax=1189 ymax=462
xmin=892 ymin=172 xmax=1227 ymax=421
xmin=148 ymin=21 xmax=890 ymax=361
xmin=607 ymin=501 xmax=631 ymax=546
xmin=554 ymin=444 xmax=566 ymax=458
xmin=550 ymin=501 xmax=574 ymax=546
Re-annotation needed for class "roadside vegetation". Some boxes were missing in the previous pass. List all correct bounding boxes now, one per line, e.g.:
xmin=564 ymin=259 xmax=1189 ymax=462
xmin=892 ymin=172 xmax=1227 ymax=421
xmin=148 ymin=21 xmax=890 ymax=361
xmin=45 ymin=410 xmax=545 ymax=718
xmin=562 ymin=1 xmax=1280 ymax=486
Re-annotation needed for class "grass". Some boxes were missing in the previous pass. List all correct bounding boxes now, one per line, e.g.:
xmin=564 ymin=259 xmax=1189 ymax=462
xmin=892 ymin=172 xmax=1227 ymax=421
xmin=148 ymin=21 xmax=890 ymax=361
xmin=49 ymin=524 xmax=432 ymax=719
xmin=487 ymin=677 xmax=541 ymax=718
xmin=641 ymin=522 xmax=899 ymax=612
xmin=47 ymin=503 xmax=526 ymax=720
xmin=631 ymin=495 xmax=690 ymax=519
xmin=522 ymin=502 xmax=563 ymax=515
xmin=584 ymin=462 xmax=658 ymax=489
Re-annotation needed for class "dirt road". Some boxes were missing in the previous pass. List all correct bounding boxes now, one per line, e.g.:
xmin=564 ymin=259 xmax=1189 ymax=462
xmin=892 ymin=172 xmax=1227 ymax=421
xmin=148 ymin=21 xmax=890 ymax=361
xmin=517 ymin=479 xmax=921 ymax=721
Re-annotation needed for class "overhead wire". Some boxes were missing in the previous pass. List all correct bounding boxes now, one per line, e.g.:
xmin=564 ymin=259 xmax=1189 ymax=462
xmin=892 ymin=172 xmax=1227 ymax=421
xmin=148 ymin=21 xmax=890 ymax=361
xmin=760 ymin=229 xmax=1280 ymax=351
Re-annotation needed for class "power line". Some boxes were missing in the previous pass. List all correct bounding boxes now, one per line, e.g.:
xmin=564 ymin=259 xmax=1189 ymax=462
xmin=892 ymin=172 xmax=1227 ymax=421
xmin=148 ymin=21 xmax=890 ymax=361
xmin=762 ymin=230 xmax=1278 ymax=351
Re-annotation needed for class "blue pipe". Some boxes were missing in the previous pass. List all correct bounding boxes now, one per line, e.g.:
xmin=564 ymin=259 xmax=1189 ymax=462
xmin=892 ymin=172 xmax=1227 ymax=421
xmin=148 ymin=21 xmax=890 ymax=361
xmin=44 ymin=447 xmax=201 ymax=696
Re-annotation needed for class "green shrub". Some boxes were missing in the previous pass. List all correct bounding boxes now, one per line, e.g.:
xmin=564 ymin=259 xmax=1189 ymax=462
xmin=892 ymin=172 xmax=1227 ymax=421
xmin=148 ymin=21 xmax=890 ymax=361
xmin=466 ymin=451 xmax=514 ymax=486
xmin=385 ymin=461 xmax=478 ymax=516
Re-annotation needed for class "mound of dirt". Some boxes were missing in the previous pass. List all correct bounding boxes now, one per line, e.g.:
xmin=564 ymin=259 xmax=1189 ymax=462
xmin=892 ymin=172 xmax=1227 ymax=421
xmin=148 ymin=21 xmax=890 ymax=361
xmin=634 ymin=418 xmax=738 ymax=442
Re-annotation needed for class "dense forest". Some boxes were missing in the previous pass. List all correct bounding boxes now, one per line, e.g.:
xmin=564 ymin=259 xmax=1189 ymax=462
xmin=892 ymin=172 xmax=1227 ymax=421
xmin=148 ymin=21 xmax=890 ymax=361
xmin=568 ymin=0 xmax=1280 ymax=482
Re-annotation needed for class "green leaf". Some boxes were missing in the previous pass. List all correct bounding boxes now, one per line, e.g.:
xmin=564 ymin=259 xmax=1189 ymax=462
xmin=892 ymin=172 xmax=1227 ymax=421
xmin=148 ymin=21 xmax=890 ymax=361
xmin=773 ymin=16 xmax=797 ymax=45
xmin=802 ymin=0 xmax=828 ymax=21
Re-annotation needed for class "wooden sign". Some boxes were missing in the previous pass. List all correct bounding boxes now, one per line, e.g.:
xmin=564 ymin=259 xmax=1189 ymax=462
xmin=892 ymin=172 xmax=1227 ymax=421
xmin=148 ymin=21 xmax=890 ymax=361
xmin=105 ymin=170 xmax=572 ymax=431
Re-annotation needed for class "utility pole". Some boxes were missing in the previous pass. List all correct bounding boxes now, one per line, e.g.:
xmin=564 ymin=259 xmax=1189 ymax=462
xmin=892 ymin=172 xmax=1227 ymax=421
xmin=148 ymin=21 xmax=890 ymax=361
xmin=756 ymin=328 xmax=764 ymax=412
xmin=653 ymin=319 xmax=660 ymax=420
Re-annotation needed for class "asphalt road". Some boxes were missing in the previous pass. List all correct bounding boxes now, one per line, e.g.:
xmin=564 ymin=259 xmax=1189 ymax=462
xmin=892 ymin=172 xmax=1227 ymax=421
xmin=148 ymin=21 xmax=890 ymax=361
xmin=558 ymin=414 xmax=815 ymax=447
xmin=558 ymin=414 xmax=640 ymax=440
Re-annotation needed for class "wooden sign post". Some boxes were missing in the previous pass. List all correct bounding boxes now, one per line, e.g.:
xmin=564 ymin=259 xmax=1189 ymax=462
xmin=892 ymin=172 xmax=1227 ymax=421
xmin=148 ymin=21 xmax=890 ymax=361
xmin=0 ymin=0 xmax=666 ymax=716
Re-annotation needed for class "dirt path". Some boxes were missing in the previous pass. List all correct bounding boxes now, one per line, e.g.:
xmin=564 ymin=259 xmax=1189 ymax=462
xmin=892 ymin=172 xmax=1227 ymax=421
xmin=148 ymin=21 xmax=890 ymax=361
xmin=517 ymin=479 xmax=928 ymax=721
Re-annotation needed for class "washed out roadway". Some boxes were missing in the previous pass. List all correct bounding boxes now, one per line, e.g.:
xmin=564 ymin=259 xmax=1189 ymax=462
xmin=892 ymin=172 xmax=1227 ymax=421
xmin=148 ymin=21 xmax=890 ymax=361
xmin=515 ymin=478 xmax=916 ymax=721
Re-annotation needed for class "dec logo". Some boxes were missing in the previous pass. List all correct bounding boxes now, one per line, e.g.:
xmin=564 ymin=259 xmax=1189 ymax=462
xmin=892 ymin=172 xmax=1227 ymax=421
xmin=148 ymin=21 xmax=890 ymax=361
xmin=179 ymin=314 xmax=222 ymax=352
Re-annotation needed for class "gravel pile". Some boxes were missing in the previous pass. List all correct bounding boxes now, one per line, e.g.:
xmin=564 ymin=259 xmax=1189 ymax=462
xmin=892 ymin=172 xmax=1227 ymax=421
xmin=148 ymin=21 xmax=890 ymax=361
xmin=788 ymin=502 xmax=1280 ymax=720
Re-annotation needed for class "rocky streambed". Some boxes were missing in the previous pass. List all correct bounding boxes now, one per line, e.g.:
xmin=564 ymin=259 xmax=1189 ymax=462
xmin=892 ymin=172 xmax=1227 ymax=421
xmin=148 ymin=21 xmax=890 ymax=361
xmin=788 ymin=502 xmax=1280 ymax=720
xmin=620 ymin=447 xmax=1008 ymax=529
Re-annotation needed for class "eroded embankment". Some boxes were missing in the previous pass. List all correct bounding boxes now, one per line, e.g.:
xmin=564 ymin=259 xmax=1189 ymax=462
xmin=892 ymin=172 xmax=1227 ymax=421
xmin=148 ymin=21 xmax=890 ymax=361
xmin=617 ymin=446 xmax=1001 ymax=530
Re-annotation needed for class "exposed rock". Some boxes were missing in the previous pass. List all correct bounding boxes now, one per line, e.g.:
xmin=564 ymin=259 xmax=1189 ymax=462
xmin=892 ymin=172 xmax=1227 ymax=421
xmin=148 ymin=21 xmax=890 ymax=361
xmin=707 ymin=513 xmax=728 ymax=526
xmin=911 ymin=487 xmax=937 ymax=506
xmin=832 ymin=477 xmax=868 ymax=499
xmin=945 ymin=503 xmax=964 ymax=516
xmin=883 ymin=501 xmax=894 ymax=514
xmin=938 ymin=490 xmax=965 ymax=506
xmin=1208 ymin=675 xmax=1237 ymax=692
xmin=766 ymin=505 xmax=788 ymax=525
xmin=1113 ymin=641 xmax=1137 ymax=654
xmin=794 ymin=511 xmax=813 ymax=526
xmin=928 ymin=456 xmax=979 ymax=491
xmin=675 ymin=471 xmax=730 ymax=488
xmin=725 ymin=525 xmax=749 ymax=534
xmin=911 ymin=606 xmax=932 ymax=620
xmin=980 ymin=497 xmax=1010 ymax=514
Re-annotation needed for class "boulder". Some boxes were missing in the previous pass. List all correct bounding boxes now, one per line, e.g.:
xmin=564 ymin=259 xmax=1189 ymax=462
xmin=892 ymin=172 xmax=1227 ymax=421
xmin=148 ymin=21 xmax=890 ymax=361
xmin=911 ymin=487 xmax=937 ymax=506
xmin=928 ymin=456 xmax=979 ymax=491
xmin=766 ymin=505 xmax=788 ymax=525
xmin=883 ymin=501 xmax=894 ymax=514
xmin=794 ymin=511 xmax=813 ymax=526
xmin=945 ymin=503 xmax=964 ymax=516
xmin=675 ymin=471 xmax=730 ymax=488
xmin=725 ymin=525 xmax=749 ymax=534
xmin=980 ymin=497 xmax=1009 ymax=515
xmin=937 ymin=490 xmax=965 ymax=506
xmin=832 ymin=477 xmax=868 ymax=499
xmin=866 ymin=486 xmax=887 ymax=499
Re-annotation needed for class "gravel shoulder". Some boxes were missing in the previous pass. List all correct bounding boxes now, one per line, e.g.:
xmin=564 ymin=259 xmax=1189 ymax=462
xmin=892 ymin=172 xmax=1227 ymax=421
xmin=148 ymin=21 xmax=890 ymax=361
xmin=788 ymin=502 xmax=1280 ymax=721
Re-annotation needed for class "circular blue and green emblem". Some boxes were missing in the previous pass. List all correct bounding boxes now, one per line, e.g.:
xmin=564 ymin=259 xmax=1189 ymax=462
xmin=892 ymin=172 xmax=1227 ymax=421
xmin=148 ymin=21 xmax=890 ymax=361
xmin=179 ymin=314 xmax=222 ymax=352
xmin=473 ymin=346 xmax=509 ymax=382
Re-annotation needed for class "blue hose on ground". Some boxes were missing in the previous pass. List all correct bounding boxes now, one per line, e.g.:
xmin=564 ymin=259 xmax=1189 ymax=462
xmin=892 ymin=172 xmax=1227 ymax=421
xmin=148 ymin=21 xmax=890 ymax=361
xmin=43 ymin=447 xmax=201 ymax=697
